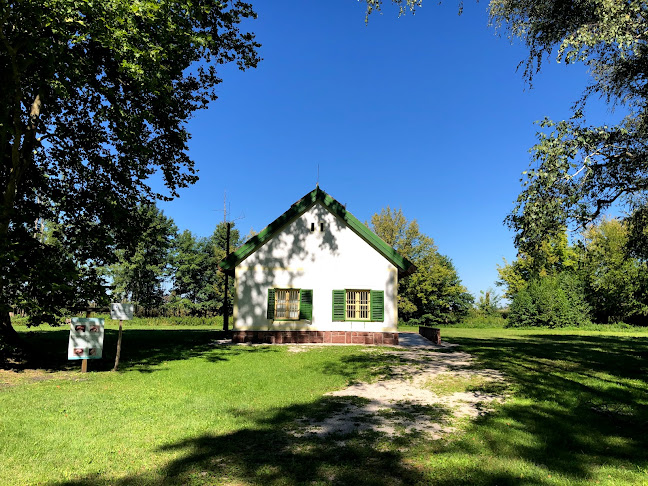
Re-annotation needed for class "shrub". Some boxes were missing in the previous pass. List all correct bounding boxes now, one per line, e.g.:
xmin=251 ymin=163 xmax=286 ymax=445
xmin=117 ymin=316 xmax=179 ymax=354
xmin=508 ymin=273 xmax=591 ymax=328
xmin=460 ymin=309 xmax=508 ymax=328
xmin=475 ymin=288 xmax=502 ymax=316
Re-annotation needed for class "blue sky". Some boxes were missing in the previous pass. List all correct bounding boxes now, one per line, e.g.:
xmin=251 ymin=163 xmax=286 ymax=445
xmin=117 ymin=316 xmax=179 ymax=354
xmin=157 ymin=0 xmax=613 ymax=299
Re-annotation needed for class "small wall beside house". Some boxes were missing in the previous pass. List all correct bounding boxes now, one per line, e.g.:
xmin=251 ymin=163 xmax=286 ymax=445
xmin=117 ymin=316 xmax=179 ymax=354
xmin=419 ymin=326 xmax=441 ymax=345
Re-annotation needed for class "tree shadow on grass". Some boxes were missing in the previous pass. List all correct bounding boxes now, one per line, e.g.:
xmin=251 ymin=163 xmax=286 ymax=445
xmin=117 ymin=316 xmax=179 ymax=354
xmin=429 ymin=333 xmax=648 ymax=483
xmin=49 ymin=390 xmax=622 ymax=486
xmin=51 ymin=396 xmax=442 ymax=486
xmin=6 ymin=329 xmax=278 ymax=373
xmin=30 ymin=333 xmax=648 ymax=485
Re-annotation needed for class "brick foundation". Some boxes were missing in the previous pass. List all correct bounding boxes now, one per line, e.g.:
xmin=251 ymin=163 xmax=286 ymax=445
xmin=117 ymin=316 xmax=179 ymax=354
xmin=418 ymin=326 xmax=441 ymax=344
xmin=231 ymin=330 xmax=399 ymax=345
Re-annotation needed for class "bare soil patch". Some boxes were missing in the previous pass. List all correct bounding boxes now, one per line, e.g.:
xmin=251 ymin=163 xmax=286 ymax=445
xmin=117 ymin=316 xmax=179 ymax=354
xmin=0 ymin=369 xmax=78 ymax=388
xmin=292 ymin=346 xmax=507 ymax=439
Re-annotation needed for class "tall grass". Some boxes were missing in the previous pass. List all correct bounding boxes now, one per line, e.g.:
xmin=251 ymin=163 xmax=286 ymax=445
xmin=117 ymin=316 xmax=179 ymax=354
xmin=11 ymin=314 xmax=224 ymax=329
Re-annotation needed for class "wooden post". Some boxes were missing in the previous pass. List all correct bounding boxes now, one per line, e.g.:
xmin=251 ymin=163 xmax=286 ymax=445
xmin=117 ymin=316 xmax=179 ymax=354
xmin=113 ymin=320 xmax=123 ymax=372
xmin=223 ymin=222 xmax=230 ymax=332
xmin=81 ymin=309 xmax=91 ymax=372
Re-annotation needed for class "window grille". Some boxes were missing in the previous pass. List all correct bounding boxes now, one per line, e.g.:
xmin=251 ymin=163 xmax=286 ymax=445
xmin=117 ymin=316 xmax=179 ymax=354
xmin=275 ymin=289 xmax=300 ymax=319
xmin=345 ymin=290 xmax=370 ymax=320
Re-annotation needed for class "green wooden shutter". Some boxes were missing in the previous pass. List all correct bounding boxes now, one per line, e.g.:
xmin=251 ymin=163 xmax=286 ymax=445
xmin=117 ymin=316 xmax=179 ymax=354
xmin=332 ymin=290 xmax=346 ymax=321
xmin=299 ymin=289 xmax=313 ymax=320
xmin=267 ymin=288 xmax=275 ymax=320
xmin=370 ymin=290 xmax=384 ymax=322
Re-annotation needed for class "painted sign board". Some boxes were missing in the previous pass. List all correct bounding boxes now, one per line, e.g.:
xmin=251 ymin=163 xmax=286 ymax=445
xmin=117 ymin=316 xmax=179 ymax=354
xmin=110 ymin=303 xmax=134 ymax=321
xmin=68 ymin=318 xmax=104 ymax=360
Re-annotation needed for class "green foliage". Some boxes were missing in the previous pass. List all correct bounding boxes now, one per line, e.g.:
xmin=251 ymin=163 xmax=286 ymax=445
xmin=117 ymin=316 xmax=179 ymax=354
xmin=499 ymin=219 xmax=648 ymax=326
xmin=119 ymin=315 xmax=222 ymax=327
xmin=475 ymin=288 xmax=501 ymax=316
xmin=370 ymin=207 xmax=473 ymax=323
xmin=497 ymin=229 xmax=577 ymax=299
xmin=491 ymin=0 xmax=648 ymax=253
xmin=169 ymin=222 xmax=240 ymax=316
xmin=363 ymin=0 xmax=422 ymax=21
xmin=460 ymin=309 xmax=508 ymax=329
xmin=508 ymin=273 xmax=591 ymax=328
xmin=0 ymin=0 xmax=260 ymax=337
xmin=625 ymin=201 xmax=648 ymax=259
xmin=578 ymin=218 xmax=648 ymax=323
xmin=170 ymin=230 xmax=210 ymax=304
xmin=110 ymin=204 xmax=178 ymax=308
xmin=10 ymin=314 xmax=222 ymax=328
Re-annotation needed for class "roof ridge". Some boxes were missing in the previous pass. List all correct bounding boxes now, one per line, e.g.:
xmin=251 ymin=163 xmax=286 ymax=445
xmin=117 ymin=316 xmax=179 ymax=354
xmin=218 ymin=188 xmax=415 ymax=277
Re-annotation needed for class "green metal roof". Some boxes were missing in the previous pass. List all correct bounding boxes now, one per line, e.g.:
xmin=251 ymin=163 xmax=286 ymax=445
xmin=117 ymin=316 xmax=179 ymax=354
xmin=218 ymin=188 xmax=416 ymax=277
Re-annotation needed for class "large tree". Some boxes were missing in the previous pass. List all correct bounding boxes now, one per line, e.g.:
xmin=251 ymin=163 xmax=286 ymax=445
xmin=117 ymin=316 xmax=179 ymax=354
xmin=110 ymin=204 xmax=178 ymax=310
xmin=497 ymin=230 xmax=577 ymax=298
xmin=497 ymin=0 xmax=648 ymax=256
xmin=169 ymin=222 xmax=240 ymax=316
xmin=578 ymin=218 xmax=648 ymax=323
xmin=363 ymin=1 xmax=648 ymax=258
xmin=0 ymin=0 xmax=260 ymax=342
xmin=370 ymin=207 xmax=473 ymax=323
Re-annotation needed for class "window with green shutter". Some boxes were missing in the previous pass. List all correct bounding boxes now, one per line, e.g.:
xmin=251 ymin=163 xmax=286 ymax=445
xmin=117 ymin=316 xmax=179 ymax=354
xmin=332 ymin=289 xmax=384 ymax=322
xmin=267 ymin=288 xmax=313 ymax=321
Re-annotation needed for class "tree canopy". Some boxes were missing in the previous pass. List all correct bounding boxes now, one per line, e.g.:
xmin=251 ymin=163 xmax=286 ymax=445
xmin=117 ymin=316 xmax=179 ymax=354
xmin=110 ymin=204 xmax=178 ymax=309
xmin=364 ymin=0 xmax=648 ymax=258
xmin=497 ymin=230 xmax=577 ymax=299
xmin=493 ymin=0 xmax=648 ymax=253
xmin=500 ymin=219 xmax=648 ymax=325
xmin=168 ymin=222 xmax=241 ymax=316
xmin=0 ymin=0 xmax=260 ymax=340
xmin=579 ymin=218 xmax=648 ymax=323
xmin=370 ymin=207 xmax=472 ymax=324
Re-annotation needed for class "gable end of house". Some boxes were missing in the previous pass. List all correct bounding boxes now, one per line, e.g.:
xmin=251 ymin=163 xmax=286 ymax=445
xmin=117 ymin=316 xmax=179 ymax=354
xmin=218 ymin=188 xmax=416 ymax=277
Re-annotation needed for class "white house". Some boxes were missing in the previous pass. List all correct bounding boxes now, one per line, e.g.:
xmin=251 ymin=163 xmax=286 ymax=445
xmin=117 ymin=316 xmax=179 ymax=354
xmin=218 ymin=188 xmax=415 ymax=344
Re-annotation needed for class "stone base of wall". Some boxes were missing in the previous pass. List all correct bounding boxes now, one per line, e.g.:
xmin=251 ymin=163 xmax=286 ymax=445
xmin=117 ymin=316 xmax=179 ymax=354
xmin=231 ymin=330 xmax=399 ymax=345
xmin=419 ymin=326 xmax=441 ymax=345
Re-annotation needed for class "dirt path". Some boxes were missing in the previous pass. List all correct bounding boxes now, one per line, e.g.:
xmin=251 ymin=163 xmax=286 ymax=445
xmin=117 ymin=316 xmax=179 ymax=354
xmin=292 ymin=334 xmax=507 ymax=439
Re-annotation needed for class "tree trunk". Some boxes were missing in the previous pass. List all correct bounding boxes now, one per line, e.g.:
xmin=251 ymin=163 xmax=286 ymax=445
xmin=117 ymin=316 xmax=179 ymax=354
xmin=1 ymin=94 xmax=42 ymax=355
xmin=112 ymin=320 xmax=123 ymax=372
xmin=0 ymin=309 xmax=21 ymax=345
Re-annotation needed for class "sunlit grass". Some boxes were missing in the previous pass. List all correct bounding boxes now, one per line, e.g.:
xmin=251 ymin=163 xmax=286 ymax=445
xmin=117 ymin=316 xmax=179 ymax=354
xmin=424 ymin=372 xmax=491 ymax=396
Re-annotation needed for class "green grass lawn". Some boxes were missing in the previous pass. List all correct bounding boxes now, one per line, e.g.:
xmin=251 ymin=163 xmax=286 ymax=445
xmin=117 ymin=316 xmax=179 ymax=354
xmin=1 ymin=326 xmax=648 ymax=485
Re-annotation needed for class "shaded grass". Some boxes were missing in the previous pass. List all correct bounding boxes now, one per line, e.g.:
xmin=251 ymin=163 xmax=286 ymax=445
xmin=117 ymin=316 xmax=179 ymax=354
xmin=2 ymin=327 xmax=648 ymax=485
xmin=6 ymin=326 xmax=226 ymax=373
xmin=420 ymin=328 xmax=648 ymax=485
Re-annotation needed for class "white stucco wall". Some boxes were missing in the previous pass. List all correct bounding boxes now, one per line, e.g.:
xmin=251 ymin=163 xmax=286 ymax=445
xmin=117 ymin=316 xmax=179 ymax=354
xmin=234 ymin=202 xmax=399 ymax=332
